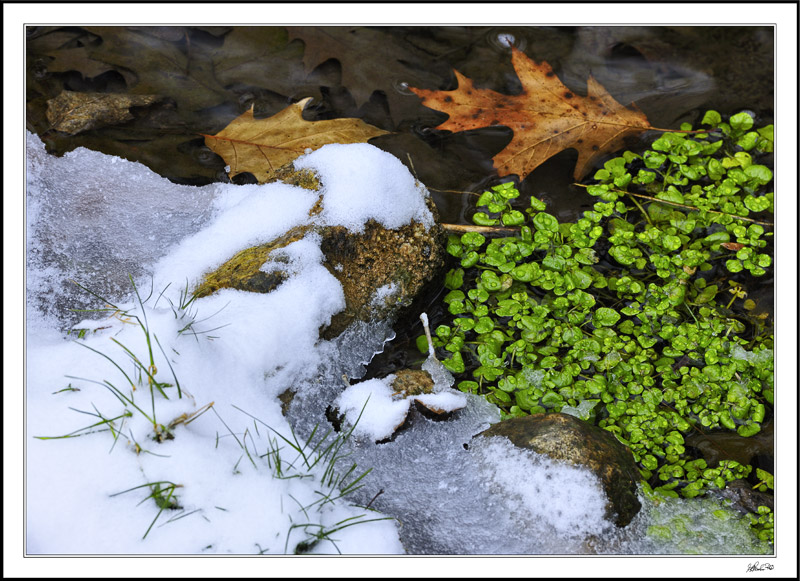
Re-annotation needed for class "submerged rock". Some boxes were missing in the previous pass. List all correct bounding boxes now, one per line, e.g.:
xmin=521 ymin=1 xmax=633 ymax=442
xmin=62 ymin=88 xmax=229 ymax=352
xmin=476 ymin=412 xmax=642 ymax=527
xmin=192 ymin=164 xmax=446 ymax=338
xmin=714 ymin=478 xmax=774 ymax=515
xmin=685 ymin=419 xmax=773 ymax=468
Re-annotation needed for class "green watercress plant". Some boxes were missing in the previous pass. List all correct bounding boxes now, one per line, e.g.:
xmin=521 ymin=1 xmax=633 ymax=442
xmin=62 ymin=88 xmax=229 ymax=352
xmin=420 ymin=110 xmax=775 ymax=543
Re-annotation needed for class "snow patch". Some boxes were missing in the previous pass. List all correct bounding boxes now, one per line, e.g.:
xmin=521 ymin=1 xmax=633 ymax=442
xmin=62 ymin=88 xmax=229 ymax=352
xmin=294 ymin=143 xmax=434 ymax=233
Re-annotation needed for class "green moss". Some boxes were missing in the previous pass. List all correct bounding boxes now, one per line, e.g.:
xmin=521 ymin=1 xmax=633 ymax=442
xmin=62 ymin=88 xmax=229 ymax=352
xmin=194 ymin=226 xmax=310 ymax=298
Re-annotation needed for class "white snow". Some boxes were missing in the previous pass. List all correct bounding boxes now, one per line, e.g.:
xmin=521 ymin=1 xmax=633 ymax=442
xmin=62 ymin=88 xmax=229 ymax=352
xmin=336 ymin=378 xmax=411 ymax=442
xmin=294 ymin=143 xmax=435 ymax=233
xmin=335 ymin=362 xmax=467 ymax=442
xmin=473 ymin=437 xmax=611 ymax=538
xmin=150 ymin=182 xmax=319 ymax=292
xmin=414 ymin=390 xmax=466 ymax=412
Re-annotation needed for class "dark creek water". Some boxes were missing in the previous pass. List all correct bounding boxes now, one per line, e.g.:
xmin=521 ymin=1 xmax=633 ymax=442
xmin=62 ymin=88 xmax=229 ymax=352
xmin=27 ymin=26 xmax=775 ymax=553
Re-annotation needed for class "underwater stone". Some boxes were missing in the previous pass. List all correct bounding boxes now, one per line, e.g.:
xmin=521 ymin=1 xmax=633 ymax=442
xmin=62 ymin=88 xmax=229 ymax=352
xmin=714 ymin=478 xmax=774 ymax=515
xmin=477 ymin=412 xmax=642 ymax=527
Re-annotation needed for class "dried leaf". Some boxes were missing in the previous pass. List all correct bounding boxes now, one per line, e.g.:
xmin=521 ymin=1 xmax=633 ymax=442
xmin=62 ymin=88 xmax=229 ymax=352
xmin=203 ymin=97 xmax=389 ymax=183
xmin=409 ymin=47 xmax=654 ymax=180
xmin=46 ymin=90 xmax=162 ymax=135
xmin=721 ymin=242 xmax=745 ymax=251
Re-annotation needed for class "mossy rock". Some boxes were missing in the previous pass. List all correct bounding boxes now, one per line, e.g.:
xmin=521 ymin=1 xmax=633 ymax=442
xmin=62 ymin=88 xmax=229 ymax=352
xmin=390 ymin=369 xmax=435 ymax=397
xmin=192 ymin=165 xmax=446 ymax=339
xmin=194 ymin=225 xmax=311 ymax=298
xmin=477 ymin=412 xmax=642 ymax=527
xmin=319 ymin=211 xmax=445 ymax=338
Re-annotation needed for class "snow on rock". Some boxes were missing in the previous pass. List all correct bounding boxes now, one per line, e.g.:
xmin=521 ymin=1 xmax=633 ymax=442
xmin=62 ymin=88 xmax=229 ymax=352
xmin=294 ymin=142 xmax=435 ymax=233
xmin=472 ymin=437 xmax=613 ymax=539
xmin=414 ymin=390 xmax=467 ymax=414
xmin=335 ymin=363 xmax=466 ymax=443
xmin=335 ymin=378 xmax=411 ymax=442
xmin=150 ymin=182 xmax=319 ymax=293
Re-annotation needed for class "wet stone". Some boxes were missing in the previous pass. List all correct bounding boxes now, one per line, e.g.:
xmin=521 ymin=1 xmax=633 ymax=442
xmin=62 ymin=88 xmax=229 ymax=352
xmin=714 ymin=478 xmax=774 ymax=515
xmin=390 ymin=369 xmax=435 ymax=397
xmin=477 ymin=412 xmax=642 ymax=527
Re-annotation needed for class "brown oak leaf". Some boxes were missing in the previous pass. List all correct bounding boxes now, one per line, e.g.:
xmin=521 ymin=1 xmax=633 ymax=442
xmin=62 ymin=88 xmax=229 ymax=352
xmin=203 ymin=97 xmax=389 ymax=183
xmin=409 ymin=47 xmax=655 ymax=180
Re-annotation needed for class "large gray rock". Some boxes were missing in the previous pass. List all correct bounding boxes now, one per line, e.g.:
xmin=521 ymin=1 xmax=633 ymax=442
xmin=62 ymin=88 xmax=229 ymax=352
xmin=477 ymin=412 xmax=642 ymax=527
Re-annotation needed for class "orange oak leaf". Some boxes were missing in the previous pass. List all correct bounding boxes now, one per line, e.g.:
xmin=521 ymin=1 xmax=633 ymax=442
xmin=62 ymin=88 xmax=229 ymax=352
xmin=409 ymin=47 xmax=655 ymax=180
xmin=202 ymin=97 xmax=388 ymax=183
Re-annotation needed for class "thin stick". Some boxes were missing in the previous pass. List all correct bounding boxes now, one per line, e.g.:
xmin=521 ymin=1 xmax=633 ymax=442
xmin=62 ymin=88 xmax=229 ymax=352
xmin=406 ymin=153 xmax=418 ymax=180
xmin=429 ymin=187 xmax=481 ymax=196
xmin=441 ymin=223 xmax=520 ymax=235
xmin=573 ymin=184 xmax=774 ymax=227
xmin=365 ymin=488 xmax=384 ymax=510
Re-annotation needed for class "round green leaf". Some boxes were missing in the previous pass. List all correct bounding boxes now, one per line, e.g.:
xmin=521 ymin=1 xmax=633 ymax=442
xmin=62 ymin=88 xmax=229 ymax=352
xmin=730 ymin=112 xmax=755 ymax=132
xmin=532 ymin=212 xmax=559 ymax=232
xmin=594 ymin=307 xmax=621 ymax=327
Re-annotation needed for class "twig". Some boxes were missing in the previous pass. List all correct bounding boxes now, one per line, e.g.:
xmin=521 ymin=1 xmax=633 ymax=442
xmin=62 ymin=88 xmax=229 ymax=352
xmin=429 ymin=187 xmax=481 ymax=196
xmin=365 ymin=489 xmax=384 ymax=510
xmin=406 ymin=153 xmax=418 ymax=180
xmin=647 ymin=127 xmax=722 ymax=135
xmin=573 ymin=184 xmax=774 ymax=227
xmin=441 ymin=223 xmax=520 ymax=235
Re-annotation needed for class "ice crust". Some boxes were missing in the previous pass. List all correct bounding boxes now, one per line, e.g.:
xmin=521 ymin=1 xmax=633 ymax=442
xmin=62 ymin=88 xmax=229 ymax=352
xmin=25 ymin=133 xmax=220 ymax=328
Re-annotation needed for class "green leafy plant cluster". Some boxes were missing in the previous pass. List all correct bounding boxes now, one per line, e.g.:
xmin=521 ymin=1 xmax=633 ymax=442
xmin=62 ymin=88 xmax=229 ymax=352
xmin=747 ymin=467 xmax=775 ymax=543
xmin=419 ymin=111 xmax=774 ymax=543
